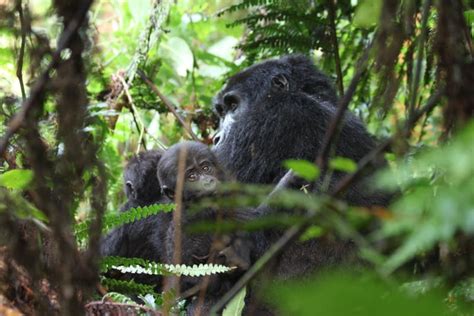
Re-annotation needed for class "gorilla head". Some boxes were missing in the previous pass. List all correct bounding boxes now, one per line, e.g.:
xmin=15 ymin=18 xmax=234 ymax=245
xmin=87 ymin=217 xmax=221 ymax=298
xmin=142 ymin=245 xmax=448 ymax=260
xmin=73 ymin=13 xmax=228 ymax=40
xmin=212 ymin=55 xmax=337 ymax=147
xmin=157 ymin=141 xmax=227 ymax=202
xmin=123 ymin=149 xmax=164 ymax=207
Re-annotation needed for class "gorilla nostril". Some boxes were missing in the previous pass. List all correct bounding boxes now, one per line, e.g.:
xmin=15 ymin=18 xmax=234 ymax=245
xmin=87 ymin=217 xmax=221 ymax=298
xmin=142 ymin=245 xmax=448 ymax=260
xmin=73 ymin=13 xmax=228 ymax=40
xmin=213 ymin=135 xmax=221 ymax=146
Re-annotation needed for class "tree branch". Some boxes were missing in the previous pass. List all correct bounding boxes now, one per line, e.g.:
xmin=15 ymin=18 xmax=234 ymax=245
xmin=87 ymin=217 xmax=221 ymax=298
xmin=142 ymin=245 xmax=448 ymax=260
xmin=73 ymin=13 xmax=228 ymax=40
xmin=15 ymin=0 xmax=27 ymax=101
xmin=408 ymin=0 xmax=431 ymax=118
xmin=327 ymin=0 xmax=344 ymax=96
xmin=316 ymin=39 xmax=374 ymax=171
xmin=116 ymin=74 xmax=148 ymax=151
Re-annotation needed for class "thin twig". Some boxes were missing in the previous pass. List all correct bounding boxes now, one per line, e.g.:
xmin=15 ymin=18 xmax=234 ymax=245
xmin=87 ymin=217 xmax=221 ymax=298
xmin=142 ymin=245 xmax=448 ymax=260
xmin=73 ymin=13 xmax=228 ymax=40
xmin=210 ymin=87 xmax=444 ymax=315
xmin=137 ymin=69 xmax=200 ymax=141
xmin=16 ymin=0 xmax=27 ymax=101
xmin=327 ymin=0 xmax=344 ymax=96
xmin=408 ymin=0 xmax=432 ymax=118
xmin=105 ymin=0 xmax=171 ymax=132
xmin=171 ymin=146 xmax=188 ymax=296
xmin=116 ymin=74 xmax=147 ymax=152
xmin=0 ymin=0 xmax=94 ymax=158
xmin=210 ymin=225 xmax=302 ymax=315
xmin=316 ymin=39 xmax=374 ymax=171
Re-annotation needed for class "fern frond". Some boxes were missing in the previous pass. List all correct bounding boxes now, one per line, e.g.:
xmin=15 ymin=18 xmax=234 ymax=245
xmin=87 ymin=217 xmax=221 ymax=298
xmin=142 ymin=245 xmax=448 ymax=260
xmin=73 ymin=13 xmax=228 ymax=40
xmin=100 ymin=256 xmax=163 ymax=273
xmin=104 ymin=203 xmax=174 ymax=231
xmin=113 ymin=263 xmax=234 ymax=277
xmin=217 ymin=0 xmax=279 ymax=16
xmin=217 ymin=0 xmax=339 ymax=64
xmin=101 ymin=278 xmax=158 ymax=296
xmin=103 ymin=292 xmax=137 ymax=304
xmin=76 ymin=203 xmax=174 ymax=241
xmin=101 ymin=256 xmax=234 ymax=277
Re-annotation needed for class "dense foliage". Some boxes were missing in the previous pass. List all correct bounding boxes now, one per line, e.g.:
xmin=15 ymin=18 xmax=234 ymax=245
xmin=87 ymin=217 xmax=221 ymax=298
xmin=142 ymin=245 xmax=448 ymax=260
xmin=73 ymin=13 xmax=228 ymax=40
xmin=0 ymin=0 xmax=473 ymax=315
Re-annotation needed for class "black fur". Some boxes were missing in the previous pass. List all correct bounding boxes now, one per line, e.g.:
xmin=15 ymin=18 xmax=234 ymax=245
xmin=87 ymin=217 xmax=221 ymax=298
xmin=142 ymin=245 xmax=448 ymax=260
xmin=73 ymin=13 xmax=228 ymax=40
xmin=122 ymin=150 xmax=165 ymax=210
xmin=211 ymin=55 xmax=391 ymax=312
xmin=156 ymin=142 xmax=248 ymax=312
xmin=213 ymin=54 xmax=389 ymax=206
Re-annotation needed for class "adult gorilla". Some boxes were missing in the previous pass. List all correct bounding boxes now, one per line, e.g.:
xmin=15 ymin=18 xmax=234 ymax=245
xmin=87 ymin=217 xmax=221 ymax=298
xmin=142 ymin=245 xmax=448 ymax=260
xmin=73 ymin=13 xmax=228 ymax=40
xmin=212 ymin=54 xmax=390 ymax=207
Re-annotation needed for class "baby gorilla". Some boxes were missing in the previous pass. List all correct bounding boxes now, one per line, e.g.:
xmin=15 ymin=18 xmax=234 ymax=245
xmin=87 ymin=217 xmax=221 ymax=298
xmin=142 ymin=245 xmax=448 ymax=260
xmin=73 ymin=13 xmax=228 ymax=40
xmin=158 ymin=141 xmax=225 ymax=202
xmin=157 ymin=141 xmax=250 ymax=312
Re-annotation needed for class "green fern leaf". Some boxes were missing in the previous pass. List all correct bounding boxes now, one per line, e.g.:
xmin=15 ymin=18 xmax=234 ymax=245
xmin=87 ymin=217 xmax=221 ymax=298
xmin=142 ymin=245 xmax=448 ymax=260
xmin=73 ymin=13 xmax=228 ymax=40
xmin=101 ymin=277 xmax=158 ymax=296
xmin=75 ymin=203 xmax=174 ymax=242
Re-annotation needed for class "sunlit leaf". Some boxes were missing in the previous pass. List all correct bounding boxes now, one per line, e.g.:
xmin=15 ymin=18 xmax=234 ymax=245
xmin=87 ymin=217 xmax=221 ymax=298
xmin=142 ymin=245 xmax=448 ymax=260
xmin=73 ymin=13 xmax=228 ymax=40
xmin=283 ymin=159 xmax=320 ymax=181
xmin=329 ymin=157 xmax=357 ymax=173
xmin=300 ymin=225 xmax=324 ymax=241
xmin=160 ymin=37 xmax=194 ymax=77
xmin=0 ymin=169 xmax=34 ymax=189
xmin=267 ymin=271 xmax=449 ymax=316
xmin=223 ymin=287 xmax=246 ymax=316
xmin=353 ymin=0 xmax=382 ymax=28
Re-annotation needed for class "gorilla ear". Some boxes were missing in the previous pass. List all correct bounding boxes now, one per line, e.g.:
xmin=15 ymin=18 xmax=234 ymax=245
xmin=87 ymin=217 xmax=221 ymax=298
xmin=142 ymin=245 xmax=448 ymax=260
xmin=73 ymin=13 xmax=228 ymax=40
xmin=161 ymin=185 xmax=175 ymax=200
xmin=271 ymin=73 xmax=289 ymax=91
xmin=125 ymin=181 xmax=137 ymax=199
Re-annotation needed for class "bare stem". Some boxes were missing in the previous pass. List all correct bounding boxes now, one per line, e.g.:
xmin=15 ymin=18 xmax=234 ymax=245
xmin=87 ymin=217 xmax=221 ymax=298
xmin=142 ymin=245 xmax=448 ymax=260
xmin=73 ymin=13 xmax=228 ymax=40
xmin=137 ymin=69 xmax=200 ymax=141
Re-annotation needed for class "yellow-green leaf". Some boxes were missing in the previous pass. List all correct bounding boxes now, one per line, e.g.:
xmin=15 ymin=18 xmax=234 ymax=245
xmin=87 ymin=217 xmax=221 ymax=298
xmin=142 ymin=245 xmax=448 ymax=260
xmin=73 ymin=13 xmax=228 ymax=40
xmin=329 ymin=157 xmax=357 ymax=173
xmin=0 ymin=169 xmax=34 ymax=190
xmin=223 ymin=287 xmax=247 ymax=316
xmin=353 ymin=0 xmax=382 ymax=28
xmin=283 ymin=159 xmax=320 ymax=181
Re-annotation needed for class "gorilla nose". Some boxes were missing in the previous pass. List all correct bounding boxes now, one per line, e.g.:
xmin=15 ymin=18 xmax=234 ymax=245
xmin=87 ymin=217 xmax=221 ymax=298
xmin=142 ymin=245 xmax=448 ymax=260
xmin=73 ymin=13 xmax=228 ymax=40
xmin=203 ymin=178 xmax=216 ymax=190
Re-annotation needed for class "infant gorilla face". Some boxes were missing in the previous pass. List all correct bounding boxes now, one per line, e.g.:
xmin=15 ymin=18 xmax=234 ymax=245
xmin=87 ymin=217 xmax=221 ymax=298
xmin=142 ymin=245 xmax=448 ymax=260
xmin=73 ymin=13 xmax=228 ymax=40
xmin=157 ymin=141 xmax=226 ymax=201
xmin=183 ymin=157 xmax=219 ymax=196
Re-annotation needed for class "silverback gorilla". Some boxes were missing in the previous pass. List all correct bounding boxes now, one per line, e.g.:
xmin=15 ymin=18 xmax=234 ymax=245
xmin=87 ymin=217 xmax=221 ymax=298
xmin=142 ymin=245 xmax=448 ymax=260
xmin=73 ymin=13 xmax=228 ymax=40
xmin=212 ymin=54 xmax=390 ymax=207
xmin=211 ymin=55 xmax=392 ymax=313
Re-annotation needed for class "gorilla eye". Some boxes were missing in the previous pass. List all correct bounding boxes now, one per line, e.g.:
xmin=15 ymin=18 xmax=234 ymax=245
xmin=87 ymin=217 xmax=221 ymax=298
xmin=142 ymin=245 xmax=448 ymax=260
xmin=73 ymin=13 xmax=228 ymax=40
xmin=271 ymin=74 xmax=289 ymax=91
xmin=201 ymin=164 xmax=211 ymax=172
xmin=187 ymin=173 xmax=198 ymax=182
xmin=223 ymin=93 xmax=240 ymax=112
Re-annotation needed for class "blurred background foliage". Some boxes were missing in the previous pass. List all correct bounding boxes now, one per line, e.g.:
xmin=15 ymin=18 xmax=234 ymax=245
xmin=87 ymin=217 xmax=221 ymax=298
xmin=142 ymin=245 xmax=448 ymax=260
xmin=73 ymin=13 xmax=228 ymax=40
xmin=0 ymin=0 xmax=473 ymax=314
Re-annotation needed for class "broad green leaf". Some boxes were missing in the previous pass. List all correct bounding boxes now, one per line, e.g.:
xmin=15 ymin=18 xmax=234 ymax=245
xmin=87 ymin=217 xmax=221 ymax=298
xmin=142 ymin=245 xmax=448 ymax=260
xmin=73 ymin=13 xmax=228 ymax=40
xmin=353 ymin=0 xmax=382 ymax=28
xmin=0 ymin=190 xmax=48 ymax=222
xmin=0 ymin=169 xmax=34 ymax=189
xmin=464 ymin=10 xmax=474 ymax=25
xmin=160 ymin=37 xmax=194 ymax=77
xmin=283 ymin=159 xmax=320 ymax=181
xmin=267 ymin=271 xmax=449 ymax=316
xmin=223 ymin=287 xmax=247 ymax=316
xmin=329 ymin=157 xmax=357 ymax=173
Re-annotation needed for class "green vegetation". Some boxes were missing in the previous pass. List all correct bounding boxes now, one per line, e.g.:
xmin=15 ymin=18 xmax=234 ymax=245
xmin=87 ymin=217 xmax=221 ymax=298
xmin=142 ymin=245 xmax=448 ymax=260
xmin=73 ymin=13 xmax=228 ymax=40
xmin=0 ymin=0 xmax=473 ymax=315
